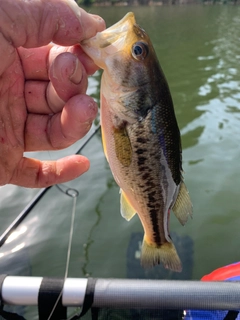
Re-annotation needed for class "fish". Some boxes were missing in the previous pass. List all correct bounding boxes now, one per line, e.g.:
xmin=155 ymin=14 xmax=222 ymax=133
xmin=81 ymin=12 xmax=192 ymax=272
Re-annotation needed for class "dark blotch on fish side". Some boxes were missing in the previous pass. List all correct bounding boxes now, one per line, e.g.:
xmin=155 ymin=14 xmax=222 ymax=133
xmin=138 ymin=166 xmax=149 ymax=172
xmin=136 ymin=148 xmax=147 ymax=155
xmin=142 ymin=172 xmax=150 ymax=180
xmin=148 ymin=190 xmax=157 ymax=198
xmin=144 ymin=180 xmax=156 ymax=188
xmin=137 ymin=156 xmax=147 ymax=166
xmin=136 ymin=137 xmax=148 ymax=144
xmin=143 ymin=186 xmax=154 ymax=193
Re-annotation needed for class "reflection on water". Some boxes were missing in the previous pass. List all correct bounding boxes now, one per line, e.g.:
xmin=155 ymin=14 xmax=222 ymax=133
xmin=182 ymin=9 xmax=240 ymax=150
xmin=0 ymin=6 xmax=240 ymax=298
xmin=177 ymin=7 xmax=240 ymax=278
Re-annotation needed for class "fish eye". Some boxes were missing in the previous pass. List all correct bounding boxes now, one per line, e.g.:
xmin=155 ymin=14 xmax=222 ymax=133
xmin=132 ymin=42 xmax=149 ymax=61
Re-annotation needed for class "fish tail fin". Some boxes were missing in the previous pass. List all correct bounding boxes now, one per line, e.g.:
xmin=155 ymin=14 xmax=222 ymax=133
xmin=141 ymin=237 xmax=182 ymax=272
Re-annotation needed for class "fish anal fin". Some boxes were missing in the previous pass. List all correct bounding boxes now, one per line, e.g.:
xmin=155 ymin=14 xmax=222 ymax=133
xmin=172 ymin=182 xmax=193 ymax=226
xmin=141 ymin=237 xmax=182 ymax=272
xmin=120 ymin=190 xmax=136 ymax=221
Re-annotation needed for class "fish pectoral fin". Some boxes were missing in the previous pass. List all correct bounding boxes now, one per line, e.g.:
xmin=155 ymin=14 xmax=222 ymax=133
xmin=113 ymin=126 xmax=132 ymax=167
xmin=172 ymin=182 xmax=193 ymax=226
xmin=120 ymin=189 xmax=136 ymax=221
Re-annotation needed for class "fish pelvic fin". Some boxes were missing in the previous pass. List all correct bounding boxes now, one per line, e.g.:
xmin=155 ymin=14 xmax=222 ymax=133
xmin=172 ymin=182 xmax=193 ymax=226
xmin=120 ymin=189 xmax=136 ymax=221
xmin=141 ymin=237 xmax=182 ymax=272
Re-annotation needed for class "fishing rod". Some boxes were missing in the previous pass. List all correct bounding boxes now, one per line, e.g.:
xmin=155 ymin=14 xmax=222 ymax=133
xmin=0 ymin=125 xmax=101 ymax=248
xmin=1 ymin=277 xmax=240 ymax=310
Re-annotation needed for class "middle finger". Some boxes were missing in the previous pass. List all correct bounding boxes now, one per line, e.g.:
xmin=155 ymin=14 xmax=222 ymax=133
xmin=47 ymin=51 xmax=87 ymax=113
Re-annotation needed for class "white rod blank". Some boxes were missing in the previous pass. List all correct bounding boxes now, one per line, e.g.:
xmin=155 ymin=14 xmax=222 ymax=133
xmin=2 ymin=276 xmax=88 ymax=306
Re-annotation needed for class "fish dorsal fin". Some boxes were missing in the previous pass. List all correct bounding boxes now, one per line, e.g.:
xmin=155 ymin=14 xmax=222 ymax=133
xmin=172 ymin=182 xmax=193 ymax=226
xmin=120 ymin=189 xmax=136 ymax=221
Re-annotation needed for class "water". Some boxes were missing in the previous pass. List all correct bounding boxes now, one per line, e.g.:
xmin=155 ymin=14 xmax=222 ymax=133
xmin=0 ymin=5 xmax=240 ymax=317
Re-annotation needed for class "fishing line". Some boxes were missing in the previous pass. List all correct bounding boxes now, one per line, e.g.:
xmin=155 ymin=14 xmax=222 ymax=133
xmin=45 ymin=124 xmax=101 ymax=319
xmin=47 ymin=187 xmax=79 ymax=320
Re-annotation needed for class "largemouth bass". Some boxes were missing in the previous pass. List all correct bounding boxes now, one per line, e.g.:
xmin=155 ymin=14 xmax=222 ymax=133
xmin=81 ymin=12 xmax=192 ymax=272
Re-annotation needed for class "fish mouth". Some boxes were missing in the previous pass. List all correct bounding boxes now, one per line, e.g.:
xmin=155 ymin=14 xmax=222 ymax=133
xmin=96 ymin=12 xmax=136 ymax=48
xmin=81 ymin=12 xmax=136 ymax=67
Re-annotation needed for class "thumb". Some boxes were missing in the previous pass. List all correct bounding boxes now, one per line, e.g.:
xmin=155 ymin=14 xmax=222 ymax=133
xmin=10 ymin=155 xmax=90 ymax=188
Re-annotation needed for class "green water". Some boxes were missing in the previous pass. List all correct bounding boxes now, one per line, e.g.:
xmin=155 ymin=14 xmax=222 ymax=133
xmin=0 ymin=5 xmax=240 ymax=316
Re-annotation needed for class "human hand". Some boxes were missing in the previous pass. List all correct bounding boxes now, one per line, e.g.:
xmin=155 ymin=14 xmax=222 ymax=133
xmin=0 ymin=0 xmax=105 ymax=188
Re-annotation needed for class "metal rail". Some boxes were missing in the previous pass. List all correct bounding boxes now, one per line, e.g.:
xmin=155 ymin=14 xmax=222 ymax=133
xmin=1 ymin=276 xmax=240 ymax=310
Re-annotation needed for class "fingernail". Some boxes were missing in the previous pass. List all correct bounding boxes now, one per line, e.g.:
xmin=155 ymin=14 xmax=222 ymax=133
xmin=86 ymin=100 xmax=98 ymax=120
xmin=90 ymin=14 xmax=106 ymax=29
xmin=75 ymin=156 xmax=90 ymax=173
xmin=83 ymin=121 xmax=92 ymax=133
xmin=70 ymin=59 xmax=83 ymax=85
